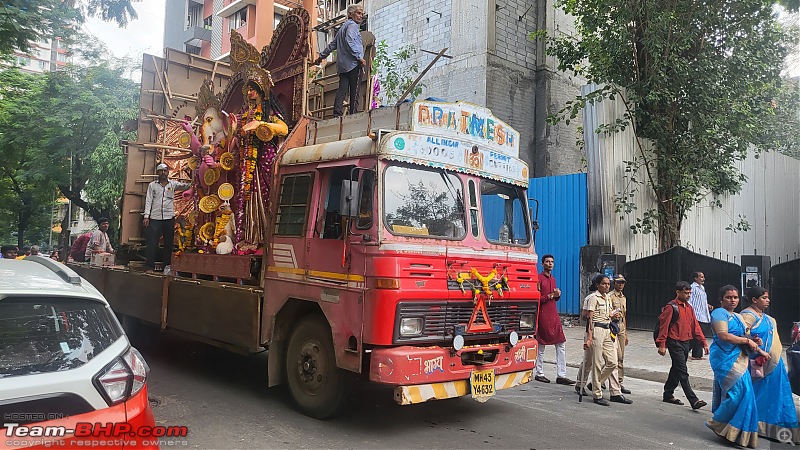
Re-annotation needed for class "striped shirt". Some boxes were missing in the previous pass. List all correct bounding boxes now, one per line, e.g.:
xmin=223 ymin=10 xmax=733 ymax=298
xmin=688 ymin=282 xmax=710 ymax=323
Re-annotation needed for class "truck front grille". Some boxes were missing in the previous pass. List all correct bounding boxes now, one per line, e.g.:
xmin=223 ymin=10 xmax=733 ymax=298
xmin=394 ymin=301 xmax=537 ymax=344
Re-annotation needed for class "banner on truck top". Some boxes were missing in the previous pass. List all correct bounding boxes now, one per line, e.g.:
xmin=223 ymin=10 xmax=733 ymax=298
xmin=411 ymin=101 xmax=520 ymax=158
xmin=381 ymin=132 xmax=529 ymax=188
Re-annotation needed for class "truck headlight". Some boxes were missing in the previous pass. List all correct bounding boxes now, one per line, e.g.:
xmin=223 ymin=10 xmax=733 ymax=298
xmin=520 ymin=313 xmax=535 ymax=330
xmin=400 ymin=317 xmax=424 ymax=336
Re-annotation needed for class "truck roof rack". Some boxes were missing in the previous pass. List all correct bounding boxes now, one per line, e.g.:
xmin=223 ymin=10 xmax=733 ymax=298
xmin=25 ymin=256 xmax=83 ymax=286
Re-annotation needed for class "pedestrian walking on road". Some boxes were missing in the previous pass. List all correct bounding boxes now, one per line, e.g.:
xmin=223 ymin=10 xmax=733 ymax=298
xmin=688 ymin=271 xmax=713 ymax=360
xmin=583 ymin=274 xmax=632 ymax=406
xmin=706 ymin=285 xmax=760 ymax=448
xmin=534 ymin=254 xmax=575 ymax=385
xmin=655 ymin=281 xmax=708 ymax=410
xmin=609 ymin=274 xmax=631 ymax=394
xmin=741 ymin=286 xmax=800 ymax=444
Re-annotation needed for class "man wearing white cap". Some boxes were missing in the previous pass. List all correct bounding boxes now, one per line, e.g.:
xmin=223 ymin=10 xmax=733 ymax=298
xmin=143 ymin=163 xmax=190 ymax=274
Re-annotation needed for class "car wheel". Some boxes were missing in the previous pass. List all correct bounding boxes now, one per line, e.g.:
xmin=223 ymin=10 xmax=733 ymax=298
xmin=285 ymin=315 xmax=350 ymax=419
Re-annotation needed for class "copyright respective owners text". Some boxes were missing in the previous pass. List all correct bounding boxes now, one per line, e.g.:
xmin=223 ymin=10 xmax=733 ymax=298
xmin=3 ymin=421 xmax=190 ymax=448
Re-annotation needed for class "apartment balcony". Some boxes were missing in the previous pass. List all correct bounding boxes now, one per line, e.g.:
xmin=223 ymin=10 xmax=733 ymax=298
xmin=183 ymin=25 xmax=212 ymax=47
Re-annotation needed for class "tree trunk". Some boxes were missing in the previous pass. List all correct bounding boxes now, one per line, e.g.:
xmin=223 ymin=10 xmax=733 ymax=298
xmin=657 ymin=203 xmax=681 ymax=252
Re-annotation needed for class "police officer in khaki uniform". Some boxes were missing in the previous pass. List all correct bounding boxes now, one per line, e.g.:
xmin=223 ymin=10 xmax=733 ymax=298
xmin=609 ymin=274 xmax=631 ymax=394
xmin=582 ymin=275 xmax=633 ymax=406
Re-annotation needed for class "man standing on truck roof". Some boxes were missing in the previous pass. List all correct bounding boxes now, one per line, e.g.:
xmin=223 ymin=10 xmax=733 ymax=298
xmin=534 ymin=255 xmax=575 ymax=386
xmin=313 ymin=3 xmax=365 ymax=117
xmin=143 ymin=163 xmax=190 ymax=274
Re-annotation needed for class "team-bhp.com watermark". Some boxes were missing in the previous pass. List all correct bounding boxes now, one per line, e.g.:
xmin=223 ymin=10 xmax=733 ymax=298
xmin=4 ymin=422 xmax=189 ymax=447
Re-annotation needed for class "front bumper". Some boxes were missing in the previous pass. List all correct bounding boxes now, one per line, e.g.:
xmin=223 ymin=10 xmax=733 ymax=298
xmin=369 ymin=337 xmax=537 ymax=405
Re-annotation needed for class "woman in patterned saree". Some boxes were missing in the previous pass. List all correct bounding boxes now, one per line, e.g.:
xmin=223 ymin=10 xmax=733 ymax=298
xmin=706 ymin=285 xmax=761 ymax=448
xmin=741 ymin=286 xmax=800 ymax=444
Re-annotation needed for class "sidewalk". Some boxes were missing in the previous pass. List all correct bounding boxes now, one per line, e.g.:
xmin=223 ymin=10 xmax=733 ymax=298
xmin=540 ymin=319 xmax=715 ymax=391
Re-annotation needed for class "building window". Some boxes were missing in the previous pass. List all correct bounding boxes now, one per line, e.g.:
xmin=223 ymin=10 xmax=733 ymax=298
xmin=185 ymin=45 xmax=201 ymax=55
xmin=203 ymin=15 xmax=213 ymax=30
xmin=274 ymin=13 xmax=283 ymax=29
xmin=230 ymin=8 xmax=247 ymax=31
xmin=187 ymin=3 xmax=202 ymax=28
xmin=57 ymin=53 xmax=68 ymax=63
xmin=16 ymin=57 xmax=31 ymax=66
xmin=37 ymin=60 xmax=49 ymax=71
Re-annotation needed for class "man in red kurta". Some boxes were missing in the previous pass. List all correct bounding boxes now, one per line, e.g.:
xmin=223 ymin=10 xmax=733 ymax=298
xmin=535 ymin=254 xmax=575 ymax=385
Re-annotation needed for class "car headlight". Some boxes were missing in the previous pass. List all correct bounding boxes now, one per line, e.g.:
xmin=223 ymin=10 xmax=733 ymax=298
xmin=400 ymin=317 xmax=424 ymax=336
xmin=520 ymin=313 xmax=535 ymax=330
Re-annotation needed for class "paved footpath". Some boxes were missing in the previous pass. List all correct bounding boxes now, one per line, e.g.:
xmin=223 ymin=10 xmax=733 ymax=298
xmin=540 ymin=319 xmax=715 ymax=390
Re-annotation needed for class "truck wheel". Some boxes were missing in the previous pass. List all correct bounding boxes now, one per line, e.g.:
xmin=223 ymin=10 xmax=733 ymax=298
xmin=285 ymin=315 xmax=349 ymax=419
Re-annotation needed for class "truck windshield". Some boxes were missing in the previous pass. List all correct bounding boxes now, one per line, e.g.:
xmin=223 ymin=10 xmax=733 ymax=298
xmin=384 ymin=164 xmax=466 ymax=239
xmin=481 ymin=179 xmax=531 ymax=246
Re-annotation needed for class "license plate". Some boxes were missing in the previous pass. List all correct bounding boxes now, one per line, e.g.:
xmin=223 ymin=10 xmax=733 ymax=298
xmin=470 ymin=368 xmax=495 ymax=402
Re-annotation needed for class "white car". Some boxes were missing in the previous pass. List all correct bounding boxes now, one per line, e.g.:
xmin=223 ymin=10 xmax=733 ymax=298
xmin=0 ymin=257 xmax=155 ymax=449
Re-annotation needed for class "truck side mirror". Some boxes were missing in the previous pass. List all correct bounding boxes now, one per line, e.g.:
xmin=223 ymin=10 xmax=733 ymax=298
xmin=340 ymin=180 xmax=360 ymax=217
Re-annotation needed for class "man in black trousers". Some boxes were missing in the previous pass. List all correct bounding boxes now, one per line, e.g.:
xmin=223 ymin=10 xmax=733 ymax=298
xmin=655 ymin=281 xmax=708 ymax=410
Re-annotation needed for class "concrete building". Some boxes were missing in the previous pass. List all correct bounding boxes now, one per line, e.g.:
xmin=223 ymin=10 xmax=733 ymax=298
xmin=7 ymin=38 xmax=72 ymax=74
xmin=368 ymin=0 xmax=584 ymax=175
xmin=164 ymin=0 xmax=320 ymax=61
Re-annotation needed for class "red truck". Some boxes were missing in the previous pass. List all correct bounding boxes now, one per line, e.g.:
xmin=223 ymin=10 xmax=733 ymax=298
xmin=71 ymin=9 xmax=540 ymax=418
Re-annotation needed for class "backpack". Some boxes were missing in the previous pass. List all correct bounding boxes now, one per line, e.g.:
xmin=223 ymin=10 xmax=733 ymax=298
xmin=653 ymin=302 xmax=680 ymax=343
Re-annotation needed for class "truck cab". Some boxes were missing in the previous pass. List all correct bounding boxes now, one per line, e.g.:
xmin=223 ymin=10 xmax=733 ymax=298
xmin=264 ymin=101 xmax=539 ymax=413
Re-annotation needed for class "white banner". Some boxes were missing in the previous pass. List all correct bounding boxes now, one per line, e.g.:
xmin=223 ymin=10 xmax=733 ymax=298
xmin=381 ymin=133 xmax=529 ymax=187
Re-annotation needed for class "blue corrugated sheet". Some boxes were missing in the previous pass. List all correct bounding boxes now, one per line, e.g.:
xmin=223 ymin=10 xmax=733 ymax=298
xmin=528 ymin=173 xmax=588 ymax=314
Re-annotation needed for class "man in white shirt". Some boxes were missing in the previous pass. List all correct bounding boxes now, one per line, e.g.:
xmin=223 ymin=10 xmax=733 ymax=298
xmin=85 ymin=217 xmax=114 ymax=260
xmin=143 ymin=163 xmax=190 ymax=273
xmin=687 ymin=271 xmax=712 ymax=360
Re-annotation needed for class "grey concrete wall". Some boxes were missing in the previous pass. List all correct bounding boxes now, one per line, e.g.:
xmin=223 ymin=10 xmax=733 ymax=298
xmin=532 ymin=0 xmax=585 ymax=176
xmin=486 ymin=0 xmax=537 ymax=165
xmin=369 ymin=0 xmax=488 ymax=107
xmin=164 ymin=0 xmax=187 ymax=52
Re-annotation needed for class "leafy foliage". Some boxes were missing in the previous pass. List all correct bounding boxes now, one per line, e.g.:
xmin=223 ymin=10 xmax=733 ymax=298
xmin=538 ymin=0 xmax=796 ymax=250
xmin=372 ymin=40 xmax=424 ymax=105
xmin=0 ymin=0 xmax=138 ymax=57
xmin=0 ymin=42 xmax=138 ymax=248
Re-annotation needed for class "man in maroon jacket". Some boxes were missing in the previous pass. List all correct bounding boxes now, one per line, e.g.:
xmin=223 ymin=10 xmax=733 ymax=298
xmin=534 ymin=255 xmax=575 ymax=385
xmin=69 ymin=232 xmax=93 ymax=262
xmin=655 ymin=281 xmax=709 ymax=409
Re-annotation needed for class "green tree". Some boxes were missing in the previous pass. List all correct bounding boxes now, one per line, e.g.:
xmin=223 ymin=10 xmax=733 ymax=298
xmin=0 ymin=0 xmax=139 ymax=57
xmin=33 ymin=57 xmax=138 ymax=249
xmin=538 ymin=0 xmax=796 ymax=250
xmin=372 ymin=40 xmax=424 ymax=105
xmin=0 ymin=68 xmax=56 ymax=247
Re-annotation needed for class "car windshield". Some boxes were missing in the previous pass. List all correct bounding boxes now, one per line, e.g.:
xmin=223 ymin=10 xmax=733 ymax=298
xmin=481 ymin=179 xmax=531 ymax=246
xmin=384 ymin=164 xmax=466 ymax=239
xmin=0 ymin=297 xmax=123 ymax=378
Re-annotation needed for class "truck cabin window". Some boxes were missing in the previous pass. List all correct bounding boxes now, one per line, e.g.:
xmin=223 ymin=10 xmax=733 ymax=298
xmin=356 ymin=170 xmax=375 ymax=229
xmin=383 ymin=164 xmax=466 ymax=239
xmin=319 ymin=165 xmax=357 ymax=239
xmin=481 ymin=180 xmax=530 ymax=246
xmin=275 ymin=173 xmax=313 ymax=236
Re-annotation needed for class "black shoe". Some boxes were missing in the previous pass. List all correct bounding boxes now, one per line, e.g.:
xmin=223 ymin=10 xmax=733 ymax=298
xmin=621 ymin=386 xmax=631 ymax=394
xmin=610 ymin=395 xmax=633 ymax=404
xmin=534 ymin=375 xmax=551 ymax=383
xmin=594 ymin=398 xmax=610 ymax=406
xmin=556 ymin=377 xmax=576 ymax=385
xmin=691 ymin=399 xmax=707 ymax=410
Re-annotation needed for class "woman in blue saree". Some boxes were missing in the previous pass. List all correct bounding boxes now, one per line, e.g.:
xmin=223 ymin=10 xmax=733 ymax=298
xmin=706 ymin=285 xmax=761 ymax=448
xmin=742 ymin=286 xmax=800 ymax=444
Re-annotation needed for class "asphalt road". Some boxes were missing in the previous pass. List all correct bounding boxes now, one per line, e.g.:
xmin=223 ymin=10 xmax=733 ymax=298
xmin=132 ymin=328 xmax=779 ymax=449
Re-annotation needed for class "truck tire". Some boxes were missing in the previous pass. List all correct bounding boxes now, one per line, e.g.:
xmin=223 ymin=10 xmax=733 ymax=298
xmin=285 ymin=315 xmax=349 ymax=419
